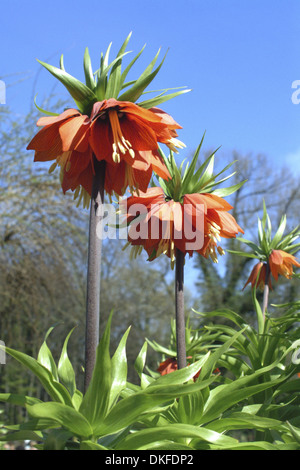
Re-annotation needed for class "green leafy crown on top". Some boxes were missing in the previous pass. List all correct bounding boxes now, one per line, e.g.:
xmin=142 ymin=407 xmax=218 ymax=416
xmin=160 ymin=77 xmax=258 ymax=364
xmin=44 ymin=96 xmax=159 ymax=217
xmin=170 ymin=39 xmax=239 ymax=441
xmin=34 ymin=32 xmax=191 ymax=116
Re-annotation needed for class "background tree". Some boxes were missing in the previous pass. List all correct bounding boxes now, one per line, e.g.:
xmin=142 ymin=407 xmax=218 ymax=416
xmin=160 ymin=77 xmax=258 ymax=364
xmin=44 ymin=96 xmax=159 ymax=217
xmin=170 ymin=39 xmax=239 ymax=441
xmin=0 ymin=102 xmax=177 ymax=422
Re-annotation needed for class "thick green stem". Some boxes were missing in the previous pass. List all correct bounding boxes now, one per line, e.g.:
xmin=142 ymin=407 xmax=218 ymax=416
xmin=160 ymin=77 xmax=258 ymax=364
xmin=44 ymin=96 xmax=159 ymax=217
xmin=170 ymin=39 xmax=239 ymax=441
xmin=84 ymin=158 xmax=106 ymax=392
xmin=262 ymin=262 xmax=270 ymax=320
xmin=175 ymin=249 xmax=186 ymax=369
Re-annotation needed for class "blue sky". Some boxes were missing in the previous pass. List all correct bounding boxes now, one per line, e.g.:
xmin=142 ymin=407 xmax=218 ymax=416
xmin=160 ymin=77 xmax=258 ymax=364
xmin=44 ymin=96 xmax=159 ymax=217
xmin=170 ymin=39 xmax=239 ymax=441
xmin=2 ymin=0 xmax=300 ymax=170
xmin=1 ymin=0 xmax=300 ymax=293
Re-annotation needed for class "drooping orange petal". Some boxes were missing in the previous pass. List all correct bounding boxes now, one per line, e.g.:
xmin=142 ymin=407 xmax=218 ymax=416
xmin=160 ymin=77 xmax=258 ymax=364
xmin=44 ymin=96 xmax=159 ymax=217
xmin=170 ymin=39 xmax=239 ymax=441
xmin=115 ymin=100 xmax=167 ymax=124
xmin=243 ymin=262 xmax=264 ymax=290
xmin=149 ymin=107 xmax=182 ymax=130
xmin=59 ymin=115 xmax=90 ymax=152
xmin=210 ymin=210 xmax=244 ymax=237
xmin=280 ymin=250 xmax=300 ymax=267
xmin=269 ymin=250 xmax=283 ymax=281
xmin=89 ymin=118 xmax=113 ymax=162
xmin=269 ymin=249 xmax=300 ymax=280
xmin=27 ymin=121 xmax=63 ymax=153
xmin=184 ymin=193 xmax=208 ymax=214
xmin=132 ymin=164 xmax=153 ymax=194
xmin=36 ymin=109 xmax=81 ymax=127
xmin=104 ymin=161 xmax=126 ymax=195
xmin=201 ymin=193 xmax=233 ymax=211
xmin=119 ymin=114 xmax=159 ymax=151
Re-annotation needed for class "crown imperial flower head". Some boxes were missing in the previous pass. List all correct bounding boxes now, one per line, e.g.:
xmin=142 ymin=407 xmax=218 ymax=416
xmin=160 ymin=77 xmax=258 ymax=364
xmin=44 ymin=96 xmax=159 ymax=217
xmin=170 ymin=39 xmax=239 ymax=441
xmin=121 ymin=135 xmax=245 ymax=267
xmin=27 ymin=33 xmax=190 ymax=207
xmin=234 ymin=202 xmax=300 ymax=290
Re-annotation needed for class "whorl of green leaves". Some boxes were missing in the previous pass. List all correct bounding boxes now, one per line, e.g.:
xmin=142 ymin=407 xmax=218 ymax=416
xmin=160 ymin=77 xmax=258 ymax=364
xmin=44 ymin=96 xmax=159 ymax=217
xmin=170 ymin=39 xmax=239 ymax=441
xmin=35 ymin=32 xmax=190 ymax=116
xmin=229 ymin=201 xmax=300 ymax=261
xmin=156 ymin=132 xmax=246 ymax=203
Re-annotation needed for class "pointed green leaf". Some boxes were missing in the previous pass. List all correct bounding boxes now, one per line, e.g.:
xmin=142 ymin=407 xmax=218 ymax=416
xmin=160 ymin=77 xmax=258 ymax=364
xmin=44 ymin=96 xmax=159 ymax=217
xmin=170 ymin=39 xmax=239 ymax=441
xmin=261 ymin=200 xmax=268 ymax=230
xmin=0 ymin=393 xmax=41 ymax=407
xmin=135 ymin=341 xmax=148 ymax=378
xmin=200 ymin=362 xmax=283 ymax=425
xmin=138 ymin=88 xmax=191 ymax=109
xmin=148 ymin=355 xmax=210 ymax=387
xmin=37 ymin=59 xmax=97 ymax=114
xmin=118 ymin=49 xmax=167 ymax=103
xmin=199 ymin=329 xmax=245 ymax=381
xmin=80 ymin=440 xmax=108 ymax=450
xmin=27 ymin=402 xmax=93 ymax=440
xmin=182 ymin=134 xmax=206 ymax=187
xmin=211 ymin=180 xmax=246 ymax=197
xmin=95 ymin=51 xmax=131 ymax=100
xmin=226 ymin=249 xmax=258 ymax=259
xmin=116 ymin=423 xmax=238 ymax=450
xmin=270 ymin=215 xmax=287 ymax=250
xmin=59 ymin=54 xmax=65 ymax=71
xmin=94 ymin=378 xmax=216 ymax=437
xmin=4 ymin=346 xmax=73 ymax=405
xmin=83 ymin=47 xmax=95 ymax=90
xmin=34 ymin=95 xmax=60 ymax=116
xmin=108 ymin=327 xmax=131 ymax=410
xmin=79 ymin=313 xmax=113 ymax=426
xmin=37 ymin=326 xmax=59 ymax=381
xmin=57 ymin=328 xmax=77 ymax=398
xmin=207 ymin=412 xmax=285 ymax=433
xmin=105 ymin=32 xmax=133 ymax=98
xmin=119 ymin=44 xmax=146 ymax=89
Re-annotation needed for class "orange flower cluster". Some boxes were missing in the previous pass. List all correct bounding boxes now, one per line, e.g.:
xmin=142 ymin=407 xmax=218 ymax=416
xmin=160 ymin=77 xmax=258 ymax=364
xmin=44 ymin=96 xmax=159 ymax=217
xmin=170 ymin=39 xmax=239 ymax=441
xmin=27 ymin=99 xmax=184 ymax=200
xmin=121 ymin=187 xmax=244 ymax=265
xmin=244 ymin=249 xmax=300 ymax=290
xmin=269 ymin=249 xmax=300 ymax=281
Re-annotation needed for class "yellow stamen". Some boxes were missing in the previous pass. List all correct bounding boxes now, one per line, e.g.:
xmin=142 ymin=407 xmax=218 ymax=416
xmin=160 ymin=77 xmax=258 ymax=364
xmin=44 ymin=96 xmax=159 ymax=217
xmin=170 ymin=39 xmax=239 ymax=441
xmin=156 ymin=239 xmax=170 ymax=258
xmin=170 ymin=240 xmax=175 ymax=263
xmin=208 ymin=222 xmax=221 ymax=243
xmin=206 ymin=242 xmax=219 ymax=263
xmin=73 ymin=186 xmax=91 ymax=209
xmin=130 ymin=245 xmax=141 ymax=260
xmin=56 ymin=151 xmax=71 ymax=170
xmin=73 ymin=186 xmax=80 ymax=199
xmin=217 ymin=246 xmax=225 ymax=256
xmin=167 ymin=138 xmax=186 ymax=153
xmin=122 ymin=241 xmax=131 ymax=252
xmin=48 ymin=162 xmax=57 ymax=174
xmin=122 ymin=165 xmax=137 ymax=195
xmin=108 ymin=110 xmax=135 ymax=163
